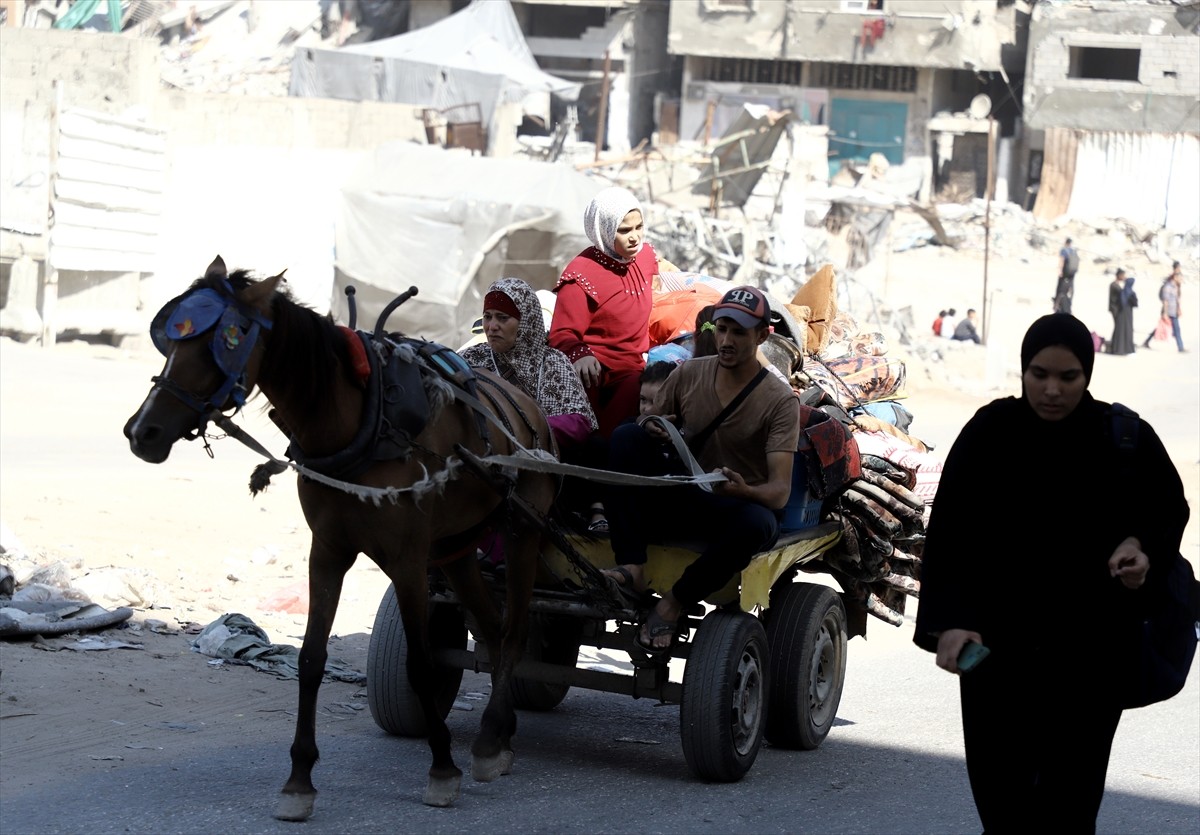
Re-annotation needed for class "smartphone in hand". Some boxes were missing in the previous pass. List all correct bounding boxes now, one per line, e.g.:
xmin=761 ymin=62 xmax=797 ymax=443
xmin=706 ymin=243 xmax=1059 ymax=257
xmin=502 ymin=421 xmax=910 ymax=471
xmin=957 ymin=641 xmax=990 ymax=673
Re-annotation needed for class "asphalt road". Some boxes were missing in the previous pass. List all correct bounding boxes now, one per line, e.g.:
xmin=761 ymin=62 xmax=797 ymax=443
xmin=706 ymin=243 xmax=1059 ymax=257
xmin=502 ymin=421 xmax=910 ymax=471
xmin=1 ymin=613 xmax=1196 ymax=835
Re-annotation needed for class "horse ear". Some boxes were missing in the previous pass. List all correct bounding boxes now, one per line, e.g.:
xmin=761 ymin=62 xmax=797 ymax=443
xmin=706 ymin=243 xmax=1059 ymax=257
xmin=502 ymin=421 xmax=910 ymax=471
xmin=239 ymin=273 xmax=284 ymax=310
xmin=206 ymin=255 xmax=228 ymax=280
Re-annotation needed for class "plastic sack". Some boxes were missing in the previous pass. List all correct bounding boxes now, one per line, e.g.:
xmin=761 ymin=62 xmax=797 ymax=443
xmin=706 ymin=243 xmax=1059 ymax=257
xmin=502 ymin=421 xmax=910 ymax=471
xmin=1155 ymin=316 xmax=1171 ymax=342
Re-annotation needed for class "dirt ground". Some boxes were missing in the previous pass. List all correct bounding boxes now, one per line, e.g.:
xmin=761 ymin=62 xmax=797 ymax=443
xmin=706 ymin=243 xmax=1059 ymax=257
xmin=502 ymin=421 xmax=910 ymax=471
xmin=1 ymin=240 xmax=1197 ymax=828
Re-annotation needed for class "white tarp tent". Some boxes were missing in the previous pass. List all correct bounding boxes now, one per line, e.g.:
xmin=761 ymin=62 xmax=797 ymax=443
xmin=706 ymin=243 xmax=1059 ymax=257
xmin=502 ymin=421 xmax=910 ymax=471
xmin=289 ymin=0 xmax=579 ymax=155
xmin=1067 ymin=132 xmax=1200 ymax=233
xmin=333 ymin=142 xmax=600 ymax=348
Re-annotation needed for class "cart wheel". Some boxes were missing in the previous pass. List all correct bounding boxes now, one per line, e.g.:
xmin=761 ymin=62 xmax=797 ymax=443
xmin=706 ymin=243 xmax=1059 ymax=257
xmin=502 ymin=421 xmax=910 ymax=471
xmin=367 ymin=584 xmax=466 ymax=737
xmin=680 ymin=610 xmax=769 ymax=782
xmin=762 ymin=582 xmax=847 ymax=750
xmin=510 ymin=612 xmax=583 ymax=711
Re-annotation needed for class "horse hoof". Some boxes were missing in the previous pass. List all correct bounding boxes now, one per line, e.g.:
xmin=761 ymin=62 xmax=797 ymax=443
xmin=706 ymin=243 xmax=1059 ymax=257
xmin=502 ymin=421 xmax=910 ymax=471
xmin=471 ymin=750 xmax=510 ymax=783
xmin=275 ymin=792 xmax=315 ymax=821
xmin=423 ymin=774 xmax=461 ymax=807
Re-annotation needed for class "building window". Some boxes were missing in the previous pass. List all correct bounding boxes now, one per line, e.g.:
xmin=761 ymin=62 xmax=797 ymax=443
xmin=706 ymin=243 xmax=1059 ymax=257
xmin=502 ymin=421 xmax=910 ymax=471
xmin=694 ymin=56 xmax=805 ymax=87
xmin=811 ymin=62 xmax=917 ymax=93
xmin=701 ymin=0 xmax=755 ymax=12
xmin=1067 ymin=47 xmax=1141 ymax=82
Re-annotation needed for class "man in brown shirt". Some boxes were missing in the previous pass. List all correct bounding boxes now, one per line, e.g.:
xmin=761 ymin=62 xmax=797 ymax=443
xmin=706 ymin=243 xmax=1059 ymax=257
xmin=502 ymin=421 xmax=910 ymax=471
xmin=603 ymin=285 xmax=800 ymax=652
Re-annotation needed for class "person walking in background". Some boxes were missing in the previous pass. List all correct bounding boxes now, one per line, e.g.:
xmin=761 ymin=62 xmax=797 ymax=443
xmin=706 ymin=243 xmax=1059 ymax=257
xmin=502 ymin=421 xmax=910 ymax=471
xmin=952 ymin=309 xmax=981 ymax=344
xmin=1143 ymin=261 xmax=1185 ymax=353
xmin=914 ymin=313 xmax=1190 ymax=833
xmin=1107 ymin=269 xmax=1137 ymax=355
xmin=1055 ymin=238 xmax=1079 ymax=314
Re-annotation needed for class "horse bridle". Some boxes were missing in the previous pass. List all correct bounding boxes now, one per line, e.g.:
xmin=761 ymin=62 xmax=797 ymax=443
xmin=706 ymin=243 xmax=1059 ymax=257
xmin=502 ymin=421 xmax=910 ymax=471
xmin=148 ymin=280 xmax=273 ymax=440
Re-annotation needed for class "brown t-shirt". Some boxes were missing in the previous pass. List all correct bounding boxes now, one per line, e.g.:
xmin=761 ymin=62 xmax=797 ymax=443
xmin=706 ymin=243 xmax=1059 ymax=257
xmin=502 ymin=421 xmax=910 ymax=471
xmin=654 ymin=356 xmax=800 ymax=485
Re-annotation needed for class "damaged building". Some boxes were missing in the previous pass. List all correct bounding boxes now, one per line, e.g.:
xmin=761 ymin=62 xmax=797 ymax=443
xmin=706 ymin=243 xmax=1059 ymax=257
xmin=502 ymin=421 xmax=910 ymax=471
xmin=1023 ymin=0 xmax=1200 ymax=232
xmin=666 ymin=0 xmax=1021 ymax=201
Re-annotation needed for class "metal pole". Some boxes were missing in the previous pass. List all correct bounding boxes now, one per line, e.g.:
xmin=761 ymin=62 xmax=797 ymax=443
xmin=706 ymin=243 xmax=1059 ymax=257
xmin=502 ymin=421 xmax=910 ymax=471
xmin=982 ymin=116 xmax=996 ymax=345
xmin=594 ymin=50 xmax=611 ymax=164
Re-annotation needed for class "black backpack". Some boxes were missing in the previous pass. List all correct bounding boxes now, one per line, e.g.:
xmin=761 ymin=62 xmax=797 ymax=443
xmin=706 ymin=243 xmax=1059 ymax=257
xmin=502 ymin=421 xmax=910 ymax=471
xmin=1111 ymin=404 xmax=1200 ymax=709
xmin=1064 ymin=248 xmax=1080 ymax=276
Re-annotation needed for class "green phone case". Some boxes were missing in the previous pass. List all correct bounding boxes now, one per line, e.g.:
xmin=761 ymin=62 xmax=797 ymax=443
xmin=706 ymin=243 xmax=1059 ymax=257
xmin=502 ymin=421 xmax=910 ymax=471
xmin=957 ymin=641 xmax=990 ymax=673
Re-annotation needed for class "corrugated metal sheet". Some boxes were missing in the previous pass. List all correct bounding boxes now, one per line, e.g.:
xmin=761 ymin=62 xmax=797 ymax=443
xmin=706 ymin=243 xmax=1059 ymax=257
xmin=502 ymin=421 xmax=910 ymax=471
xmin=1066 ymin=131 xmax=1200 ymax=232
xmin=49 ymin=108 xmax=164 ymax=273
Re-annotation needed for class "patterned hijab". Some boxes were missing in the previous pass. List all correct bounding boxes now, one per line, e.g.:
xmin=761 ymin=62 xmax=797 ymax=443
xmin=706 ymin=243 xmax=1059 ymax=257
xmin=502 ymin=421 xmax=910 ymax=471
xmin=583 ymin=186 xmax=643 ymax=263
xmin=463 ymin=277 xmax=596 ymax=426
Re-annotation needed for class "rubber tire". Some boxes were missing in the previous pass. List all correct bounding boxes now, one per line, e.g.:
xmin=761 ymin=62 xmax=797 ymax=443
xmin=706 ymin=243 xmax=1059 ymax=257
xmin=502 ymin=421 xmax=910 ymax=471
xmin=510 ymin=613 xmax=583 ymax=711
xmin=680 ymin=610 xmax=769 ymax=782
xmin=762 ymin=583 xmax=848 ymax=750
xmin=366 ymin=584 xmax=467 ymax=737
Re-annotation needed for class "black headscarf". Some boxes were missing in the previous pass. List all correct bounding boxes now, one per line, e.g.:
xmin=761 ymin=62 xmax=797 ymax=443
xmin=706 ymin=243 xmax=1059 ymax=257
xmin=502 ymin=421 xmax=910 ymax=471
xmin=1020 ymin=313 xmax=1095 ymax=383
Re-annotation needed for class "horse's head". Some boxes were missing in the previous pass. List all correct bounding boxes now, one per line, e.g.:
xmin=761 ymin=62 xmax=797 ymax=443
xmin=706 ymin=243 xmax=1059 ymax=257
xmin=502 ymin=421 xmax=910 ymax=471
xmin=124 ymin=255 xmax=284 ymax=463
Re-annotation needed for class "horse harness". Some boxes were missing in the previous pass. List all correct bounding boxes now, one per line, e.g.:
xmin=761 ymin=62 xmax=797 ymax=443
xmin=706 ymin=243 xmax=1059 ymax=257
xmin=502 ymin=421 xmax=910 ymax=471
xmin=149 ymin=279 xmax=273 ymax=439
xmin=150 ymin=283 xmax=546 ymax=488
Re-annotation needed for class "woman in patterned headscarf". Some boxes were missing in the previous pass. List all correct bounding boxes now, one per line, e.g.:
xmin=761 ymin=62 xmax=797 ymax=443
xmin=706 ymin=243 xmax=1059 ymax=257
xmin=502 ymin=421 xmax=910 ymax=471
xmin=461 ymin=277 xmax=598 ymax=450
xmin=550 ymin=186 xmax=659 ymax=439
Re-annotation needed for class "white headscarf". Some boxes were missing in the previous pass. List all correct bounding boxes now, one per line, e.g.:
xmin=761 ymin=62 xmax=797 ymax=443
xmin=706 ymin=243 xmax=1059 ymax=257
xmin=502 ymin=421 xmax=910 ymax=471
xmin=583 ymin=186 xmax=643 ymax=263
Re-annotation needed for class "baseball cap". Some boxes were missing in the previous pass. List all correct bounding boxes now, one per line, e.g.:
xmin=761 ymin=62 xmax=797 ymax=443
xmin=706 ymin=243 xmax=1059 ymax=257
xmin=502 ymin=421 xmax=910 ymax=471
xmin=713 ymin=285 xmax=770 ymax=329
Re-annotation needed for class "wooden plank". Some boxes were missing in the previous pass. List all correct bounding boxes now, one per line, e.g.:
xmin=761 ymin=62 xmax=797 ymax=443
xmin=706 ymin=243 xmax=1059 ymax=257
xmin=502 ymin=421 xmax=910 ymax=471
xmin=1032 ymin=127 xmax=1077 ymax=221
xmin=59 ymin=112 xmax=166 ymax=154
xmin=58 ymin=135 xmax=165 ymax=171
xmin=53 ymin=201 xmax=161 ymax=235
xmin=51 ymin=225 xmax=157 ymax=254
xmin=56 ymin=157 xmax=165 ymax=193
xmin=54 ymin=180 xmax=163 ymax=213
xmin=61 ymin=106 xmax=168 ymax=135
xmin=45 ymin=243 xmax=154 ymax=273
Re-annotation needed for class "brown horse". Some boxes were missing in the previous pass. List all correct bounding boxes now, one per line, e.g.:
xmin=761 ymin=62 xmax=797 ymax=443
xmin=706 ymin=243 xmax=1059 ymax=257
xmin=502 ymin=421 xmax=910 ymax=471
xmin=123 ymin=256 xmax=557 ymax=818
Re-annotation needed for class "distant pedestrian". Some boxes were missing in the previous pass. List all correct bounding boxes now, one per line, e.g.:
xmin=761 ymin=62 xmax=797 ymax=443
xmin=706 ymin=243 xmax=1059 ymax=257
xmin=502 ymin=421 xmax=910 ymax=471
xmin=941 ymin=308 xmax=959 ymax=340
xmin=1055 ymin=238 xmax=1080 ymax=314
xmin=933 ymin=310 xmax=947 ymax=337
xmin=1108 ymin=269 xmax=1137 ymax=355
xmin=952 ymin=309 xmax=981 ymax=344
xmin=1142 ymin=261 xmax=1185 ymax=353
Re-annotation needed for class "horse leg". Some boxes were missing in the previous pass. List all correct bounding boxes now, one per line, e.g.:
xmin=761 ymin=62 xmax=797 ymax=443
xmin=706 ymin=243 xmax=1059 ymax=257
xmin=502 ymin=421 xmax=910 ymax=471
xmin=470 ymin=525 xmax=538 ymax=783
xmin=275 ymin=546 xmax=352 ymax=822
xmin=391 ymin=576 xmax=464 ymax=807
xmin=439 ymin=553 xmax=508 ymax=776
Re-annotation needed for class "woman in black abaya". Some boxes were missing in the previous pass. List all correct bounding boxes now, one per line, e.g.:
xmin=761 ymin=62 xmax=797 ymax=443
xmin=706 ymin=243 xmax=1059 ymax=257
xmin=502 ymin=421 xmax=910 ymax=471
xmin=1108 ymin=269 xmax=1137 ymax=355
xmin=914 ymin=313 xmax=1189 ymax=833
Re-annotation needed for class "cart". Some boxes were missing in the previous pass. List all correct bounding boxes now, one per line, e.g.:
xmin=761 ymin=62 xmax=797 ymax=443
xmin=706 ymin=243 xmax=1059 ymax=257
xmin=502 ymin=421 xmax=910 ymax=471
xmin=365 ymin=519 xmax=850 ymax=783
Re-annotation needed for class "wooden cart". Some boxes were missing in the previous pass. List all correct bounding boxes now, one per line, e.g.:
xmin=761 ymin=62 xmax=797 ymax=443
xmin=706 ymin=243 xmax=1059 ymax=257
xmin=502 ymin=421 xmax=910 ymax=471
xmin=364 ymin=520 xmax=849 ymax=782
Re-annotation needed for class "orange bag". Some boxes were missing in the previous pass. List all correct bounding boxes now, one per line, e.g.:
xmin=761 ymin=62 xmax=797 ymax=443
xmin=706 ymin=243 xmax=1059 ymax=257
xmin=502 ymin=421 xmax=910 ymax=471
xmin=648 ymin=286 xmax=723 ymax=347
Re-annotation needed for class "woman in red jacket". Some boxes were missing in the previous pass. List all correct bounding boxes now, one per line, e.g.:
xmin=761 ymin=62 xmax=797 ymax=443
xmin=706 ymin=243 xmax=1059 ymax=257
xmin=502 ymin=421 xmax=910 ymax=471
xmin=550 ymin=186 xmax=658 ymax=438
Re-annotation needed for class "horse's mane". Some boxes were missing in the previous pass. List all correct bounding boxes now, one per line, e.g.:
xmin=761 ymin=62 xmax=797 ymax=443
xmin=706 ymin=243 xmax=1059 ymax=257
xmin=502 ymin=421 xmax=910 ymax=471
xmin=193 ymin=270 xmax=349 ymax=429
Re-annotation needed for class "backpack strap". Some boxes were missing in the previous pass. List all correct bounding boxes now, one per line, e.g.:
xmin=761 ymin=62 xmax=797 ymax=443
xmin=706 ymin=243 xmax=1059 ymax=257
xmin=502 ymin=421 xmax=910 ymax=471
xmin=1110 ymin=402 xmax=1139 ymax=455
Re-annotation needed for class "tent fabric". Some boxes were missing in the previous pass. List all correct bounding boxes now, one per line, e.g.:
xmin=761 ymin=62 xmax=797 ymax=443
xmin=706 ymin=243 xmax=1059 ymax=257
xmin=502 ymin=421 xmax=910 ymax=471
xmin=290 ymin=0 xmax=579 ymax=149
xmin=334 ymin=142 xmax=599 ymax=348
xmin=1066 ymin=131 xmax=1200 ymax=233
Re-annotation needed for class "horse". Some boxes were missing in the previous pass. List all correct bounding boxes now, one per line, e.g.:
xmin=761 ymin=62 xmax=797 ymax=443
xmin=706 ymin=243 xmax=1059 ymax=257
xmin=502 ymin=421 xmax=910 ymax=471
xmin=123 ymin=256 xmax=558 ymax=818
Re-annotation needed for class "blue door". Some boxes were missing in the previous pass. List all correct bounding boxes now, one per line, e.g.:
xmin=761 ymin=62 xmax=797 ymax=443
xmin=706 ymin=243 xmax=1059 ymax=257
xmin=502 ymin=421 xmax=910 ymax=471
xmin=829 ymin=99 xmax=907 ymax=178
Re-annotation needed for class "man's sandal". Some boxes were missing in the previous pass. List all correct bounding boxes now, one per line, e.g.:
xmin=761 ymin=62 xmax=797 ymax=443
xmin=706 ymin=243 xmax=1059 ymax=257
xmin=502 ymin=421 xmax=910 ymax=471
xmin=602 ymin=565 xmax=649 ymax=608
xmin=635 ymin=607 xmax=682 ymax=657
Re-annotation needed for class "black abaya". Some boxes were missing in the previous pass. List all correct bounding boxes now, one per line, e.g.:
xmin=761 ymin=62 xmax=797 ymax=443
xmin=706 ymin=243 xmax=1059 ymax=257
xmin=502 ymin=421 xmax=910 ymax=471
xmin=1108 ymin=281 xmax=1135 ymax=355
xmin=914 ymin=391 xmax=1189 ymax=833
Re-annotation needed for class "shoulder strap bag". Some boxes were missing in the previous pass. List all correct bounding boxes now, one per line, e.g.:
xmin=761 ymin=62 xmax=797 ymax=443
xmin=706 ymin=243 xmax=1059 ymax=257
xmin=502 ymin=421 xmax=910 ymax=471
xmin=686 ymin=366 xmax=769 ymax=455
